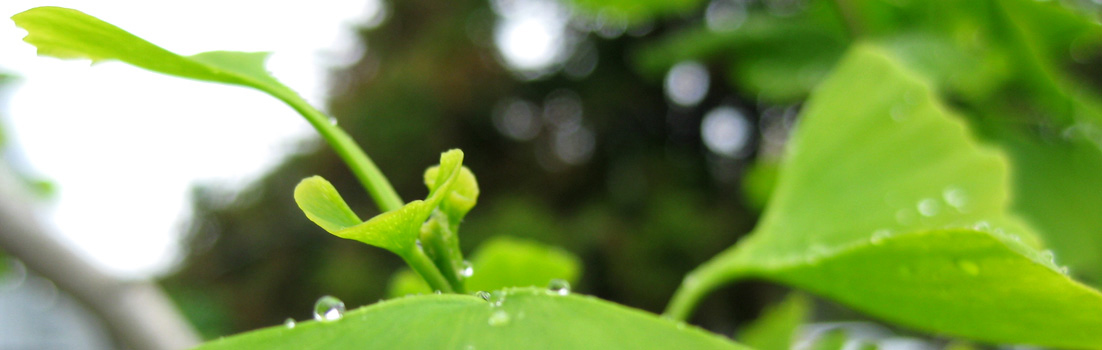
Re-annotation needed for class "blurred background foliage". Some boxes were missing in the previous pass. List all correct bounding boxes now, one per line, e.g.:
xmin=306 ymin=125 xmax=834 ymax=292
xmin=161 ymin=0 xmax=1102 ymax=341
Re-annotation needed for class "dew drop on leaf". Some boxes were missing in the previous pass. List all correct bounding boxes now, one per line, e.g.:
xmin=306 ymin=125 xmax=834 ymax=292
xmin=461 ymin=260 xmax=474 ymax=278
xmin=489 ymin=292 xmax=505 ymax=307
xmin=870 ymin=229 xmax=892 ymax=245
xmin=548 ymin=279 xmax=571 ymax=296
xmin=917 ymin=198 xmax=940 ymax=217
xmin=488 ymin=310 xmax=511 ymax=326
xmin=283 ymin=318 xmax=296 ymax=329
xmin=476 ymin=291 xmax=491 ymax=301
xmin=942 ymin=186 xmax=968 ymax=210
xmin=313 ymin=295 xmax=346 ymax=322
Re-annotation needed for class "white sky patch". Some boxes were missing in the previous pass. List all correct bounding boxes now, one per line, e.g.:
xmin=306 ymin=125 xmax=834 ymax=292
xmin=0 ymin=0 xmax=380 ymax=279
xmin=492 ymin=0 xmax=571 ymax=76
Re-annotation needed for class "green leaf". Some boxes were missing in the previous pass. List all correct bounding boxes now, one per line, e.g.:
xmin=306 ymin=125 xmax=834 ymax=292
xmin=294 ymin=150 xmax=464 ymax=254
xmin=387 ymin=236 xmax=583 ymax=297
xmin=666 ymin=44 xmax=1102 ymax=348
xmin=565 ymin=0 xmax=704 ymax=25
xmin=11 ymin=7 xmax=290 ymax=95
xmin=293 ymin=176 xmax=363 ymax=233
xmin=465 ymin=237 xmax=581 ymax=293
xmin=983 ymin=122 xmax=1102 ymax=286
xmin=633 ymin=0 xmax=849 ymax=104
xmin=193 ymin=288 xmax=747 ymax=350
xmin=737 ymin=293 xmax=810 ymax=350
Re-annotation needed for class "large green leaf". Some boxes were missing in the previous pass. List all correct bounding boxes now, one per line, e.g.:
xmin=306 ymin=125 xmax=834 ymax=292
xmin=665 ymin=44 xmax=1102 ymax=348
xmin=388 ymin=236 xmax=582 ymax=297
xmin=194 ymin=287 xmax=747 ymax=350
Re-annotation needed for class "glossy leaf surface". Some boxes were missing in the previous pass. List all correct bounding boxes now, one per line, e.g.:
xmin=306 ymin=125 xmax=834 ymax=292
xmin=667 ymin=45 xmax=1102 ymax=348
xmin=195 ymin=288 xmax=747 ymax=350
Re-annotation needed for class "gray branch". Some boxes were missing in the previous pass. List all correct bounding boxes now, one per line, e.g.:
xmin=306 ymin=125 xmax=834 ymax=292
xmin=0 ymin=173 xmax=200 ymax=350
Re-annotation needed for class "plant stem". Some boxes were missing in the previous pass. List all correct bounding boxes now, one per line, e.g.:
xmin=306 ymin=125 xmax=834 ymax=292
xmin=272 ymin=90 xmax=405 ymax=212
xmin=404 ymin=245 xmax=455 ymax=293
xmin=664 ymin=262 xmax=749 ymax=321
xmin=422 ymin=213 xmax=467 ymax=293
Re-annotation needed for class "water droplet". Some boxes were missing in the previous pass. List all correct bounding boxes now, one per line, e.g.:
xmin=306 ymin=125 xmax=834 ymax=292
xmin=548 ymin=279 xmax=571 ymax=296
xmin=283 ymin=318 xmax=296 ymax=329
xmin=972 ymin=221 xmax=991 ymax=231
xmin=313 ymin=295 xmax=346 ymax=322
xmin=957 ymin=260 xmax=980 ymax=276
xmin=488 ymin=310 xmax=511 ymax=326
xmin=460 ymin=261 xmax=474 ymax=278
xmin=917 ymin=198 xmax=940 ymax=217
xmin=489 ymin=292 xmax=506 ymax=307
xmin=328 ymin=116 xmax=339 ymax=125
xmin=434 ymin=290 xmax=443 ymax=295
xmin=476 ymin=291 xmax=492 ymax=301
xmin=942 ymin=187 xmax=968 ymax=210
xmin=870 ymin=229 xmax=893 ymax=245
xmin=1039 ymin=250 xmax=1056 ymax=264
xmin=895 ymin=208 xmax=916 ymax=225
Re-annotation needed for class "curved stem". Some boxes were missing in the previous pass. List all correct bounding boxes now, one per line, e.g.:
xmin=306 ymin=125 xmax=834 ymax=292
xmin=664 ymin=273 xmax=716 ymax=321
xmin=404 ymin=245 xmax=455 ymax=293
xmin=422 ymin=214 xmax=466 ymax=293
xmin=664 ymin=261 xmax=750 ymax=321
xmin=272 ymin=90 xmax=404 ymax=212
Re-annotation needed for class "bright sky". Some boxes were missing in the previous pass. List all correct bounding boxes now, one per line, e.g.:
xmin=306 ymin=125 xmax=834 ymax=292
xmin=0 ymin=0 xmax=381 ymax=279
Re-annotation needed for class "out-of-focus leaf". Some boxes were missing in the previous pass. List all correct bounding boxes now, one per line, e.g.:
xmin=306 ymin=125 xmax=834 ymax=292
xmin=980 ymin=122 xmax=1102 ymax=286
xmin=565 ymin=0 xmax=704 ymax=25
xmin=194 ymin=288 xmax=748 ymax=350
xmin=634 ymin=0 xmax=849 ymax=104
xmin=464 ymin=236 xmax=581 ymax=293
xmin=737 ymin=293 xmax=810 ymax=350
xmin=740 ymin=159 xmax=779 ymax=212
xmin=666 ymin=45 xmax=1102 ymax=348
xmin=387 ymin=236 xmax=582 ymax=297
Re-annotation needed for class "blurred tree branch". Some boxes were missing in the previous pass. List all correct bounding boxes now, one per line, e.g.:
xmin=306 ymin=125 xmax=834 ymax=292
xmin=0 ymin=172 xmax=199 ymax=350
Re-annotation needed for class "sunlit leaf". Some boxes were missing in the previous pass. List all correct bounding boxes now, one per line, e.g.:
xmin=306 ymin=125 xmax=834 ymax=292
xmin=11 ymin=7 xmax=294 ymax=96
xmin=194 ymin=288 xmax=747 ymax=350
xmin=666 ymin=44 xmax=1102 ymax=348
xmin=295 ymin=150 xmax=464 ymax=254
